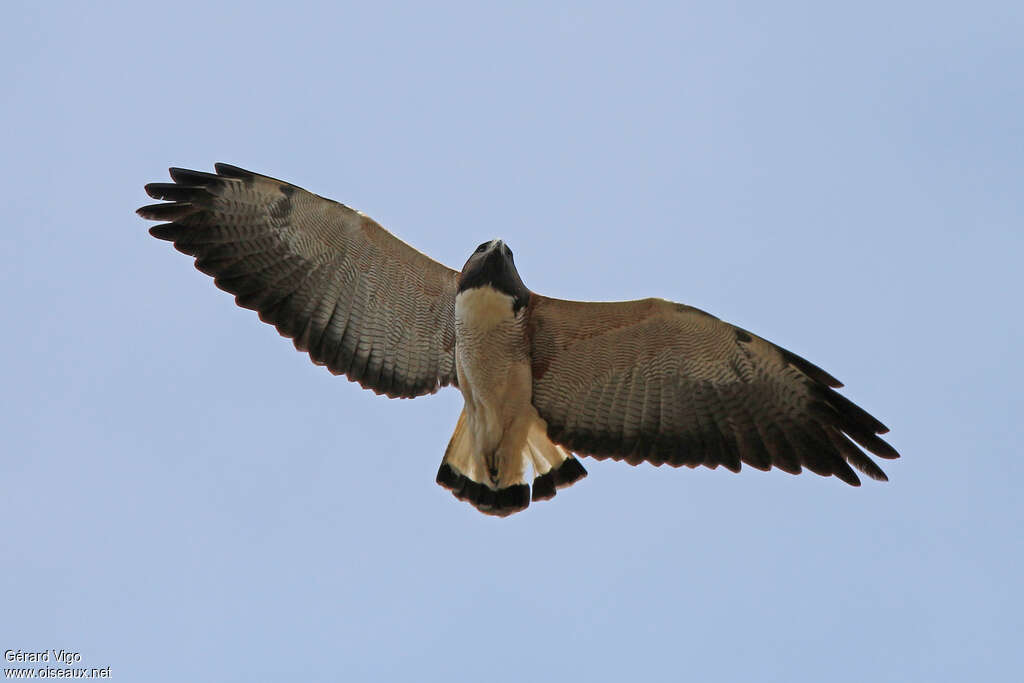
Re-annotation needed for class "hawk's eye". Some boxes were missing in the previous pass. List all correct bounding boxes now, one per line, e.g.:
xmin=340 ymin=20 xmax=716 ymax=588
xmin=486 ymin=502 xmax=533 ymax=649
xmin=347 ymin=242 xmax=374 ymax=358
xmin=503 ymin=245 xmax=513 ymax=259
xmin=475 ymin=242 xmax=490 ymax=253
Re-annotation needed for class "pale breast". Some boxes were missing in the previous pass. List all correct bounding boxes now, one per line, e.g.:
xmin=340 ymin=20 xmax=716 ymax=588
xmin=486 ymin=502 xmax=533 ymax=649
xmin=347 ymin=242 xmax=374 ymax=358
xmin=454 ymin=286 xmax=530 ymax=407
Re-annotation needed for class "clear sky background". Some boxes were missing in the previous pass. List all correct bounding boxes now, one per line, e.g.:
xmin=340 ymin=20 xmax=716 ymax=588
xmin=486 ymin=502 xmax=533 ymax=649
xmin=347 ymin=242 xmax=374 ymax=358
xmin=2 ymin=2 xmax=1021 ymax=681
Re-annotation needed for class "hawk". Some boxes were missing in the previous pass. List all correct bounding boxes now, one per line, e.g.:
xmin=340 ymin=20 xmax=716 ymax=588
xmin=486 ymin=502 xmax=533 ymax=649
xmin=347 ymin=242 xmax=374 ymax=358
xmin=138 ymin=164 xmax=900 ymax=516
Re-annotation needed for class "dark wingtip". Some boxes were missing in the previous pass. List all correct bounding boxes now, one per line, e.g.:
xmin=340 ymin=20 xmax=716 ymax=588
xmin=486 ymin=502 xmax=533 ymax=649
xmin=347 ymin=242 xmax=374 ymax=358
xmin=845 ymin=426 xmax=900 ymax=460
xmin=144 ymin=182 xmax=209 ymax=202
xmin=847 ymin=450 xmax=890 ymax=481
xmin=168 ymin=167 xmax=223 ymax=186
xmin=213 ymin=162 xmax=254 ymax=179
xmin=834 ymin=466 xmax=862 ymax=487
xmin=148 ymin=223 xmax=182 ymax=241
xmin=779 ymin=347 xmax=843 ymax=388
xmin=139 ymin=167 xmax=223 ymax=223
xmin=137 ymin=202 xmax=195 ymax=221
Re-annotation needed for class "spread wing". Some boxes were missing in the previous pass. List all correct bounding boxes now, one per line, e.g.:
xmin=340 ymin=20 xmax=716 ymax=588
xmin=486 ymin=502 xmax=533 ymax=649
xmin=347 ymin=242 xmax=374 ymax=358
xmin=528 ymin=296 xmax=899 ymax=485
xmin=138 ymin=163 xmax=458 ymax=398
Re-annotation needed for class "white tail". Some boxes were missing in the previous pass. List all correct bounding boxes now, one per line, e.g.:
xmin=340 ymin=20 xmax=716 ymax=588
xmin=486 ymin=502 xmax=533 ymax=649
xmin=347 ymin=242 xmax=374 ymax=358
xmin=436 ymin=409 xmax=587 ymax=516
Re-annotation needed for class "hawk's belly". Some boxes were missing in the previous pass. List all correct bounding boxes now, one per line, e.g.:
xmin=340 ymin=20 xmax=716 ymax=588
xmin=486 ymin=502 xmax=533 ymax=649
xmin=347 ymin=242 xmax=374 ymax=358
xmin=454 ymin=286 xmax=533 ymax=465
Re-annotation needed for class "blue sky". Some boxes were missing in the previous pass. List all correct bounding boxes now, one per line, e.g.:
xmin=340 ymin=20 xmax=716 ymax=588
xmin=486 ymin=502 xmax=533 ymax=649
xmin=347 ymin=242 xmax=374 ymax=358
xmin=2 ymin=2 xmax=1021 ymax=681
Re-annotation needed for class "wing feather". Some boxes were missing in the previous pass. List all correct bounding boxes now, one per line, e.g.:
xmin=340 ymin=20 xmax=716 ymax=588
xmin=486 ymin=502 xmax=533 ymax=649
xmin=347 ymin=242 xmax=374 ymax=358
xmin=138 ymin=164 xmax=458 ymax=398
xmin=528 ymin=296 xmax=898 ymax=485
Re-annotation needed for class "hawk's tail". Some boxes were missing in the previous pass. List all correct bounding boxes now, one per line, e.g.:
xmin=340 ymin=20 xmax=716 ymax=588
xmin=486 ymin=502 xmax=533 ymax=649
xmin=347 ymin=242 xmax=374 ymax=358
xmin=436 ymin=409 xmax=587 ymax=517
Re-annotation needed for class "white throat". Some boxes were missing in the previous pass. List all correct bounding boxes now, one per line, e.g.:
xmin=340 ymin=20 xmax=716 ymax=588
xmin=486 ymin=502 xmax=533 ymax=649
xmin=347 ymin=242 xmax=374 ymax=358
xmin=455 ymin=286 xmax=516 ymax=333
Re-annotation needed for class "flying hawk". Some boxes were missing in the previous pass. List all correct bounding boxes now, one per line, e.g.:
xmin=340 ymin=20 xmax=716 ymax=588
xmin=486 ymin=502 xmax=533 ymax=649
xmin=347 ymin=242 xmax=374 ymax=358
xmin=138 ymin=164 xmax=900 ymax=517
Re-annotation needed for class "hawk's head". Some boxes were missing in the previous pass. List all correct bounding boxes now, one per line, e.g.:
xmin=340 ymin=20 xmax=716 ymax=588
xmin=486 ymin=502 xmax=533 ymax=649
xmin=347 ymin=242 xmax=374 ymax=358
xmin=457 ymin=239 xmax=530 ymax=311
